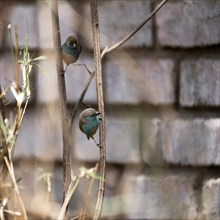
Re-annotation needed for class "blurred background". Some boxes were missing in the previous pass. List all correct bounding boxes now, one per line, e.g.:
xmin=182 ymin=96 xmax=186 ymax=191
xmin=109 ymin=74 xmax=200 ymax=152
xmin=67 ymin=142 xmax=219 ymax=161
xmin=0 ymin=0 xmax=220 ymax=219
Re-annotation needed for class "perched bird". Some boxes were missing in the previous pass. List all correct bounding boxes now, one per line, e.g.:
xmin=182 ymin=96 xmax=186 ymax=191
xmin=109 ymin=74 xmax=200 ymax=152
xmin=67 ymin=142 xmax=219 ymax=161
xmin=79 ymin=108 xmax=102 ymax=145
xmin=62 ymin=36 xmax=82 ymax=66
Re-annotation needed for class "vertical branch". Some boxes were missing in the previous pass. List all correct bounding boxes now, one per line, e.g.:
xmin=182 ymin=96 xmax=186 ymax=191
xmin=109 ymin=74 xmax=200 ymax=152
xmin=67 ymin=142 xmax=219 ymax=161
xmin=51 ymin=0 xmax=72 ymax=201
xmin=90 ymin=1 xmax=106 ymax=219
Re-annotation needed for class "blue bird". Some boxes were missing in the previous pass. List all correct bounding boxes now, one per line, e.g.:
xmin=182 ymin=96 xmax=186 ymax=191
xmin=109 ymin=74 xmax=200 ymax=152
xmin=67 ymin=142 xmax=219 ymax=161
xmin=62 ymin=36 xmax=82 ymax=66
xmin=79 ymin=108 xmax=102 ymax=145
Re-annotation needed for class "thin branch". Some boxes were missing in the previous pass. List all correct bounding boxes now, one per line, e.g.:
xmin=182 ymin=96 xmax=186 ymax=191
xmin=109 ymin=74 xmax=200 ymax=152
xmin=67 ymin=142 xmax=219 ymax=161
xmin=9 ymin=98 xmax=29 ymax=157
xmin=51 ymin=0 xmax=73 ymax=204
xmin=0 ymin=87 xmax=6 ymax=121
xmin=70 ymin=0 xmax=168 ymax=125
xmin=101 ymin=0 xmax=168 ymax=56
xmin=70 ymin=70 xmax=95 ymax=130
xmin=90 ymin=1 xmax=106 ymax=219
xmin=57 ymin=178 xmax=80 ymax=220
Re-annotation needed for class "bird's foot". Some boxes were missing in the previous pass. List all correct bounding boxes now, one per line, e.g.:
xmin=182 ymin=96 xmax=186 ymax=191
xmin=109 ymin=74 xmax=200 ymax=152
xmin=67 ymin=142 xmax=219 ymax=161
xmin=97 ymin=143 xmax=102 ymax=149
xmin=91 ymin=136 xmax=101 ymax=148
xmin=60 ymin=65 xmax=68 ymax=75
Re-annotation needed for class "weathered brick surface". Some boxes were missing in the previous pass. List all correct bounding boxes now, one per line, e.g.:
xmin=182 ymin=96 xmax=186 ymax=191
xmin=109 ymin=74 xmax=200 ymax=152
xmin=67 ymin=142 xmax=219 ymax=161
xmin=14 ymin=106 xmax=62 ymax=161
xmin=142 ymin=118 xmax=163 ymax=164
xmin=180 ymin=59 xmax=220 ymax=107
xmin=160 ymin=119 xmax=220 ymax=165
xmin=65 ymin=53 xmax=97 ymax=103
xmin=36 ymin=51 xmax=96 ymax=104
xmin=99 ymin=0 xmax=152 ymax=48
xmin=1 ymin=1 xmax=220 ymax=219
xmin=37 ymin=1 xmax=54 ymax=49
xmin=14 ymin=160 xmax=62 ymax=219
xmin=6 ymin=3 xmax=39 ymax=48
xmin=123 ymin=175 xmax=197 ymax=219
xmin=105 ymin=53 xmax=175 ymax=105
xmin=202 ymin=178 xmax=220 ymax=220
xmin=36 ymin=51 xmax=59 ymax=103
xmin=74 ymin=115 xmax=141 ymax=163
xmin=156 ymin=0 xmax=220 ymax=47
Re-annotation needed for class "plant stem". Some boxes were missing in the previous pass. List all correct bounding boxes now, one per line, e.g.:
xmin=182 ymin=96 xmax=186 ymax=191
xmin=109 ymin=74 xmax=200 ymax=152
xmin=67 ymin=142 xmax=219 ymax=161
xmin=90 ymin=1 xmax=106 ymax=219
xmin=70 ymin=70 xmax=95 ymax=130
xmin=4 ymin=156 xmax=28 ymax=220
xmin=57 ymin=178 xmax=80 ymax=220
xmin=51 ymin=0 xmax=72 ymax=204
xmin=79 ymin=164 xmax=99 ymax=220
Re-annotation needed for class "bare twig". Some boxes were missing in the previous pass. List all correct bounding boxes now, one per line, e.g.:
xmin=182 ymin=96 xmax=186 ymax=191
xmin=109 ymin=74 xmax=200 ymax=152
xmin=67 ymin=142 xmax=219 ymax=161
xmin=90 ymin=1 xmax=106 ymax=219
xmin=70 ymin=0 xmax=168 ymax=125
xmin=51 ymin=0 xmax=73 ymax=204
xmin=58 ymin=164 xmax=99 ymax=220
xmin=0 ymin=86 xmax=6 ymax=125
xmin=101 ymin=0 xmax=168 ymax=56
xmin=70 ymin=70 xmax=95 ymax=130
xmin=58 ymin=177 xmax=80 ymax=220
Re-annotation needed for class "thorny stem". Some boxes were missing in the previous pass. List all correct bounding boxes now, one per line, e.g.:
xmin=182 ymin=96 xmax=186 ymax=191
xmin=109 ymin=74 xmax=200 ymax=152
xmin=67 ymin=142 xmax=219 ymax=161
xmin=90 ymin=0 xmax=106 ymax=219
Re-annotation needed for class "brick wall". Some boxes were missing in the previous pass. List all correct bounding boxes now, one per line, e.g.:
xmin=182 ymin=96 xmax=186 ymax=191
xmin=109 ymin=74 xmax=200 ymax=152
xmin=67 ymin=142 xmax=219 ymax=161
xmin=1 ymin=0 xmax=219 ymax=219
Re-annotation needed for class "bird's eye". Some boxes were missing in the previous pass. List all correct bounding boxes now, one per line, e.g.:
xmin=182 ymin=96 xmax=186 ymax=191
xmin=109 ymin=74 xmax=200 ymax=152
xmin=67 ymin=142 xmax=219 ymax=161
xmin=70 ymin=42 xmax=77 ymax=49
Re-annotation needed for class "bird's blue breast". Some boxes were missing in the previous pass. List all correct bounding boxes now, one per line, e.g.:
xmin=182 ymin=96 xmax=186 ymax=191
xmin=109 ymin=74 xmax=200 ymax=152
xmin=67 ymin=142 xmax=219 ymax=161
xmin=82 ymin=117 xmax=100 ymax=137
xmin=62 ymin=44 xmax=81 ymax=58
